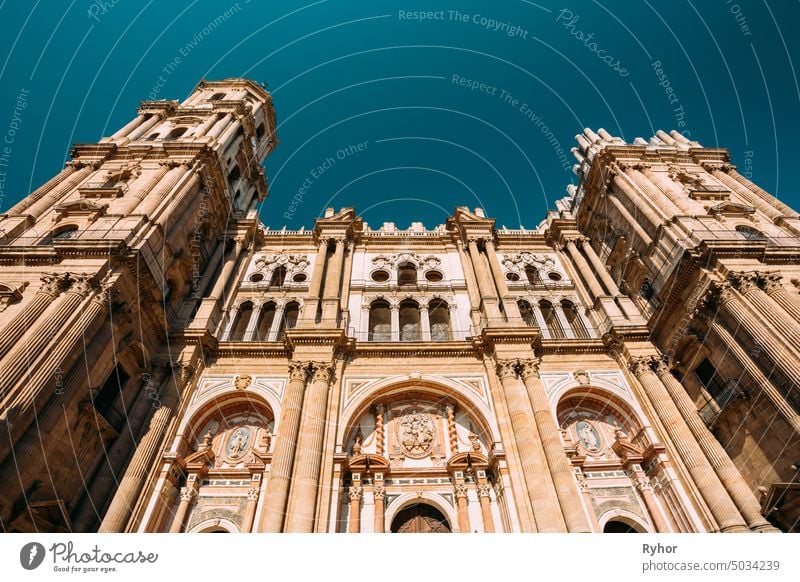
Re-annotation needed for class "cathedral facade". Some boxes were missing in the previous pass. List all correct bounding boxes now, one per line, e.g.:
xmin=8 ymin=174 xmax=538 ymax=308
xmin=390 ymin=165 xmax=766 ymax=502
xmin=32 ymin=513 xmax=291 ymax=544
xmin=0 ymin=79 xmax=797 ymax=533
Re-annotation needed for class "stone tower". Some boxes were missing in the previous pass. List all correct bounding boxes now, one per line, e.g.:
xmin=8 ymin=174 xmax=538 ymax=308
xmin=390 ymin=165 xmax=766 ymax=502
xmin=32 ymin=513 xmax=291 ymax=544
xmin=570 ymin=128 xmax=800 ymax=531
xmin=0 ymin=78 xmax=277 ymax=532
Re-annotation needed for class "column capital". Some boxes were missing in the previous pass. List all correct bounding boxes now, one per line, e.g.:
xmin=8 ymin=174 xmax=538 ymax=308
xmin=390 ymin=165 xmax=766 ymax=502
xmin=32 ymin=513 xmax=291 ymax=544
xmin=348 ymin=485 xmax=363 ymax=501
xmin=518 ymin=358 xmax=541 ymax=380
xmin=454 ymin=483 xmax=469 ymax=498
xmin=171 ymin=361 xmax=196 ymax=385
xmin=373 ymin=484 xmax=386 ymax=500
xmin=39 ymin=272 xmax=70 ymax=297
xmin=311 ymin=361 xmax=335 ymax=383
xmin=758 ymin=272 xmax=784 ymax=294
xmin=288 ymin=361 xmax=311 ymax=382
xmin=633 ymin=473 xmax=653 ymax=492
xmin=247 ymin=487 xmax=260 ymax=501
xmin=477 ymin=483 xmax=492 ymax=498
xmin=179 ymin=486 xmax=197 ymax=503
xmin=702 ymin=280 xmax=735 ymax=309
xmin=495 ymin=359 xmax=518 ymax=379
xmin=728 ymin=271 xmax=759 ymax=295
xmin=68 ymin=273 xmax=96 ymax=297
xmin=627 ymin=355 xmax=654 ymax=377
xmin=651 ymin=357 xmax=671 ymax=377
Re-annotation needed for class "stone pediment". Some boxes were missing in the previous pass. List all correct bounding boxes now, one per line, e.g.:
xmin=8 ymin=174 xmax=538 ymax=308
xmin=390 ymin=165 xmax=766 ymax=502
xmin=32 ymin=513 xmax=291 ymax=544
xmin=708 ymin=201 xmax=755 ymax=216
xmin=53 ymin=199 xmax=107 ymax=222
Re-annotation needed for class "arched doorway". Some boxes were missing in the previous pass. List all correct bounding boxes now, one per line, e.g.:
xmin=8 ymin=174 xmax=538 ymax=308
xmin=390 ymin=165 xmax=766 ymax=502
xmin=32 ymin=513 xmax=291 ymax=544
xmin=603 ymin=520 xmax=643 ymax=533
xmin=391 ymin=503 xmax=451 ymax=533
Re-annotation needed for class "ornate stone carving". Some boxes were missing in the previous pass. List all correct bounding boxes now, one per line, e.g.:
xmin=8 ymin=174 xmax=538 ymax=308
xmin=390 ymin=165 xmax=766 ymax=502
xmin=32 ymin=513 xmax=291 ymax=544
xmin=759 ymin=272 xmax=784 ymax=295
xmin=234 ymin=374 xmax=252 ymax=390
xmin=373 ymin=485 xmax=386 ymax=500
xmin=477 ymin=483 xmax=492 ymax=498
xmin=179 ymin=486 xmax=196 ymax=502
xmin=495 ymin=359 xmax=518 ymax=379
xmin=628 ymin=356 xmax=653 ymax=377
xmin=468 ymin=433 xmax=481 ymax=452
xmin=729 ymin=271 xmax=759 ymax=295
xmin=351 ymin=428 xmax=363 ymax=455
xmin=247 ymin=487 xmax=260 ymax=501
xmin=348 ymin=485 xmax=363 ymax=501
xmin=226 ymin=426 xmax=251 ymax=459
xmin=311 ymin=362 xmax=335 ymax=383
xmin=288 ymin=361 xmax=310 ymax=382
xmin=576 ymin=420 xmax=601 ymax=451
xmin=39 ymin=273 xmax=70 ymax=296
xmin=651 ymin=357 xmax=671 ymax=376
xmin=518 ymin=358 xmax=540 ymax=380
xmin=574 ymin=370 xmax=590 ymax=385
xmin=397 ymin=406 xmax=436 ymax=459
xmin=501 ymin=252 xmax=558 ymax=279
xmin=453 ymin=483 xmax=468 ymax=498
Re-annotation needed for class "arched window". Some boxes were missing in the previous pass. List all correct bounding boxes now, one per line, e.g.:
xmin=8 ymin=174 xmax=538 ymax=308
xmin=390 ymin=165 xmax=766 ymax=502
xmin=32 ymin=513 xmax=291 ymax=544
xmin=94 ymin=364 xmax=130 ymax=430
xmin=209 ymin=93 xmax=225 ymax=101
xmin=41 ymin=225 xmax=78 ymax=245
xmin=518 ymin=299 xmax=536 ymax=327
xmin=428 ymin=299 xmax=451 ymax=341
xmin=254 ymin=302 xmax=277 ymax=341
xmin=228 ymin=165 xmax=241 ymax=183
xmin=165 ymin=127 xmax=187 ymax=140
xmin=270 ymin=266 xmax=287 ymax=288
xmin=397 ymin=263 xmax=417 ymax=286
xmin=539 ymin=300 xmax=564 ymax=339
xmin=368 ymin=299 xmax=391 ymax=341
xmin=277 ymin=302 xmax=300 ymax=338
xmin=525 ymin=265 xmax=541 ymax=286
xmin=561 ymin=300 xmax=589 ymax=338
xmin=146 ymin=132 xmax=161 ymax=140
xmin=603 ymin=520 xmax=643 ymax=533
xmin=399 ymin=299 xmax=421 ymax=341
xmin=736 ymin=225 xmax=765 ymax=241
xmin=229 ymin=302 xmax=254 ymax=341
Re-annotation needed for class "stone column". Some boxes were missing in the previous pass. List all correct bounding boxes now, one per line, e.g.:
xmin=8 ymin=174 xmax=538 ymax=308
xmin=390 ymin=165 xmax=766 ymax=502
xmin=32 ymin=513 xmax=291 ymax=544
xmin=169 ymin=479 xmax=198 ymax=533
xmin=705 ymin=318 xmax=800 ymax=433
xmin=564 ymin=239 xmax=605 ymax=301
xmin=219 ymin=119 xmax=242 ymax=148
xmin=495 ymin=359 xmax=565 ymax=532
xmin=373 ymin=483 xmax=385 ymax=533
xmin=420 ymin=303 xmax=432 ymax=341
xmin=347 ymin=485 xmax=362 ymax=533
xmin=390 ymin=304 xmax=400 ymax=341
xmin=302 ymin=239 xmax=329 ymax=324
xmin=653 ymin=358 xmax=778 ymax=530
xmin=612 ymin=170 xmax=662 ymax=233
xmin=0 ymin=280 xmax=109 ymax=455
xmin=761 ymin=273 xmax=800 ymax=323
xmin=628 ymin=356 xmax=748 ymax=532
xmin=577 ymin=238 xmax=619 ymax=296
xmin=0 ymin=273 xmax=68 ymax=359
xmin=454 ymin=483 xmax=471 ymax=533
xmin=730 ymin=272 xmax=800 ymax=350
xmin=576 ymin=472 xmax=601 ymax=531
xmin=267 ymin=303 xmax=285 ymax=341
xmin=206 ymin=113 xmax=233 ymax=140
xmin=710 ymin=281 xmax=800 ymax=390
xmin=631 ymin=471 xmax=670 ymax=532
xmin=456 ymin=240 xmax=483 ymax=327
xmin=628 ymin=168 xmax=682 ymax=216
xmin=518 ymin=359 xmax=591 ymax=532
xmin=467 ymin=238 xmax=502 ymax=322
xmin=477 ymin=484 xmax=495 ymax=533
xmin=284 ymin=362 xmax=335 ymax=532
xmin=643 ymin=168 xmax=704 ymax=215
xmin=606 ymin=192 xmax=654 ymax=248
xmin=240 ymin=486 xmax=260 ymax=533
xmin=193 ymin=241 xmax=226 ymax=300
xmin=259 ymin=362 xmax=310 ymax=532
xmin=136 ymin=163 xmax=191 ymax=216
xmin=208 ymin=239 xmax=245 ymax=301
xmin=194 ymin=113 xmax=220 ymax=137
xmin=321 ymin=238 xmax=345 ymax=324
xmin=126 ymin=114 xmax=161 ymax=141
xmin=7 ymin=165 xmax=77 ymax=216
xmin=483 ymin=239 xmax=522 ymax=322
xmin=117 ymin=164 xmax=171 ymax=215
xmin=23 ymin=166 xmax=93 ymax=220
xmin=98 ymin=364 xmax=187 ymax=532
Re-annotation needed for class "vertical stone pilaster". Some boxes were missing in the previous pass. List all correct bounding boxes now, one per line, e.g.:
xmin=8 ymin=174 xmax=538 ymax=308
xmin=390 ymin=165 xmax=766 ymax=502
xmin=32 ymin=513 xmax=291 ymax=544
xmin=321 ymin=238 xmax=345 ymax=324
xmin=259 ymin=361 xmax=310 ymax=532
xmin=456 ymin=239 xmax=483 ymax=327
xmin=240 ymin=486 xmax=260 ymax=533
xmin=373 ymin=484 xmax=385 ymax=533
xmin=454 ymin=483 xmax=471 ymax=533
xmin=126 ymin=114 xmax=161 ymax=141
xmin=7 ymin=165 xmax=78 ymax=216
xmin=347 ymin=485 xmax=362 ymax=533
xmin=169 ymin=479 xmax=198 ymax=533
xmin=284 ymin=361 xmax=335 ymax=532
xmin=420 ymin=303 xmax=432 ymax=341
xmin=628 ymin=356 xmax=748 ymax=532
xmin=467 ymin=238 xmax=502 ymax=322
xmin=564 ymin=238 xmax=605 ymax=301
xmin=631 ymin=470 xmax=670 ymax=532
xmin=519 ymin=359 xmax=591 ymax=532
xmin=302 ymin=239 xmax=329 ymax=324
xmin=577 ymin=238 xmax=619 ymax=296
xmin=477 ymin=484 xmax=495 ymax=533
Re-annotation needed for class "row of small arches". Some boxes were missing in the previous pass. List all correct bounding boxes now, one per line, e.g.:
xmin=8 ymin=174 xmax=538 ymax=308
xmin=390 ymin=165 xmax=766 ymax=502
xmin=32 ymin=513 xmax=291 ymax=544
xmin=368 ymin=298 xmax=452 ymax=341
xmin=517 ymin=298 xmax=590 ymax=339
xmin=227 ymin=301 xmax=300 ymax=342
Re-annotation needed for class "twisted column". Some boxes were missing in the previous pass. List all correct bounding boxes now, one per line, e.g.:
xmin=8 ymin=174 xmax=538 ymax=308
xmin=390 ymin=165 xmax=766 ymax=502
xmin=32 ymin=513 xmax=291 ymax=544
xmin=519 ymin=359 xmax=591 ymax=532
xmin=454 ymin=484 xmax=471 ymax=533
xmin=373 ymin=484 xmax=385 ymax=533
xmin=259 ymin=361 xmax=310 ymax=532
xmin=445 ymin=403 xmax=457 ymax=455
xmin=284 ymin=361 xmax=335 ymax=532
xmin=99 ymin=364 xmax=186 ymax=532
xmin=0 ymin=273 xmax=69 ymax=359
xmin=495 ymin=359 xmax=564 ymax=532
xmin=652 ymin=358 xmax=773 ymax=531
xmin=477 ymin=484 xmax=495 ymax=533
xmin=628 ymin=356 xmax=748 ymax=532
xmin=374 ymin=405 xmax=385 ymax=457
xmin=347 ymin=485 xmax=362 ymax=533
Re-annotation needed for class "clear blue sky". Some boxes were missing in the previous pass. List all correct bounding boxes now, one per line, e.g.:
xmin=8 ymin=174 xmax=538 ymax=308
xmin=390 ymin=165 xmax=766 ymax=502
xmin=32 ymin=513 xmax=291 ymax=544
xmin=0 ymin=0 xmax=798 ymax=230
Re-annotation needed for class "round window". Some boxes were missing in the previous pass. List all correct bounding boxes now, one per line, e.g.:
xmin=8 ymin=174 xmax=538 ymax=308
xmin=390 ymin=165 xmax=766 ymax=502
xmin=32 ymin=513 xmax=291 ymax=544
xmin=506 ymin=272 xmax=520 ymax=281
xmin=249 ymin=273 xmax=264 ymax=283
xmin=292 ymin=273 xmax=307 ymax=283
xmin=371 ymin=270 xmax=390 ymax=282
xmin=425 ymin=270 xmax=443 ymax=282
xmin=547 ymin=272 xmax=562 ymax=281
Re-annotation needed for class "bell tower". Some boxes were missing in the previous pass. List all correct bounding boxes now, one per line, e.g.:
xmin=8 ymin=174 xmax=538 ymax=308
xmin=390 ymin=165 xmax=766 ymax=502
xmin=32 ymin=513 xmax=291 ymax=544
xmin=0 ymin=79 xmax=278 ymax=532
